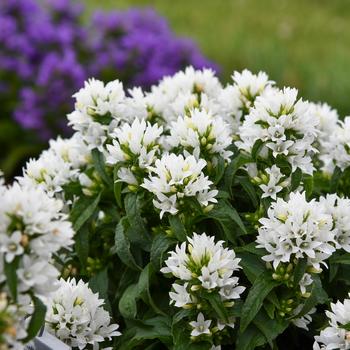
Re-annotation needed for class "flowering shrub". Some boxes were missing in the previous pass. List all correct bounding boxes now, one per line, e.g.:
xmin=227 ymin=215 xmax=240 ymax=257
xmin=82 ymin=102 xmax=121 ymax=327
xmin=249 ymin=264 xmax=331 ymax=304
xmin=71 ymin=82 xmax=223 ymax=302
xmin=2 ymin=67 xmax=350 ymax=349
xmin=0 ymin=0 xmax=216 ymax=141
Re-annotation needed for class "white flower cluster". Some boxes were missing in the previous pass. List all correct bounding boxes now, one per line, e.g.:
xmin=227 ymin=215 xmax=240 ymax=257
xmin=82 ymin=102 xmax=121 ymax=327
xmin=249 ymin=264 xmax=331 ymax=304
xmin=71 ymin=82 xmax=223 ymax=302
xmin=19 ymin=134 xmax=90 ymax=197
xmin=45 ymin=278 xmax=120 ymax=349
xmin=142 ymin=154 xmax=218 ymax=218
xmin=0 ymin=180 xmax=74 ymax=347
xmin=106 ymin=118 xmax=163 ymax=186
xmin=320 ymin=194 xmax=350 ymax=253
xmin=319 ymin=116 xmax=350 ymax=174
xmin=166 ymin=108 xmax=233 ymax=163
xmin=249 ymin=164 xmax=290 ymax=200
xmin=161 ymin=233 xmax=244 ymax=337
xmin=0 ymin=292 xmax=28 ymax=350
xmin=236 ymin=87 xmax=318 ymax=175
xmin=314 ymin=295 xmax=350 ymax=350
xmin=256 ymin=192 xmax=336 ymax=271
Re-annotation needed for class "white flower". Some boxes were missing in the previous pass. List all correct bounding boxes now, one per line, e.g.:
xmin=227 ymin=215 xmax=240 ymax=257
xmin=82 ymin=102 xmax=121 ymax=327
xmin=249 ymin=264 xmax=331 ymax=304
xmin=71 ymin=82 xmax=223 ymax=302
xmin=167 ymin=108 xmax=233 ymax=162
xmin=236 ymin=87 xmax=318 ymax=175
xmin=0 ymin=231 xmax=24 ymax=263
xmin=320 ymin=194 xmax=350 ymax=253
xmin=189 ymin=313 xmax=211 ymax=337
xmin=259 ymin=165 xmax=285 ymax=200
xmin=149 ymin=66 xmax=222 ymax=124
xmin=256 ymin=192 xmax=336 ymax=270
xmin=45 ymin=278 xmax=121 ymax=350
xmin=68 ymin=78 xmax=125 ymax=130
xmin=162 ymin=232 xmax=244 ymax=314
xmin=0 ymin=182 xmax=74 ymax=260
xmin=142 ymin=154 xmax=218 ymax=218
xmin=292 ymin=306 xmax=316 ymax=330
xmin=106 ymin=118 xmax=163 ymax=185
xmin=309 ymin=102 xmax=338 ymax=146
xmin=320 ymin=117 xmax=350 ymax=174
xmin=314 ymin=295 xmax=350 ymax=350
xmin=232 ymin=69 xmax=274 ymax=111
xmin=19 ymin=134 xmax=89 ymax=196
xmin=169 ymin=283 xmax=192 ymax=307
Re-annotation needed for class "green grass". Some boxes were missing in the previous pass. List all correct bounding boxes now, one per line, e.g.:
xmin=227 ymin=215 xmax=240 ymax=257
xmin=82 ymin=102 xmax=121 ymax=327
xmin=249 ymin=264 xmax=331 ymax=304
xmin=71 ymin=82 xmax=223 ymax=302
xmin=85 ymin=0 xmax=350 ymax=116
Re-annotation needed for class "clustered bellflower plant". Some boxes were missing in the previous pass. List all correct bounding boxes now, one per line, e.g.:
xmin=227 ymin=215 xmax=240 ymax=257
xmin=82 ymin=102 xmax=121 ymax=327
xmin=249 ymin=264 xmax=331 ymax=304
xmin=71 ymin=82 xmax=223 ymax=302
xmin=2 ymin=66 xmax=350 ymax=349
xmin=0 ymin=0 xmax=217 ymax=176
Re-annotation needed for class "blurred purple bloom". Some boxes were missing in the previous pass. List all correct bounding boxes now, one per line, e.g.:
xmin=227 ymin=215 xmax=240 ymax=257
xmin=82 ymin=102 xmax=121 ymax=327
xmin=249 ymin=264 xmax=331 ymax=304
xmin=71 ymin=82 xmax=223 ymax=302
xmin=0 ymin=1 xmax=218 ymax=140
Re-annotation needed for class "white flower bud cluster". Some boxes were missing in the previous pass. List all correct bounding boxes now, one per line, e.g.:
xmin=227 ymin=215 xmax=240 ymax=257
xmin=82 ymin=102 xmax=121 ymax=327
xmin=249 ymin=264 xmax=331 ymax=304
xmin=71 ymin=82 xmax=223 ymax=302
xmin=314 ymin=295 xmax=350 ymax=350
xmin=45 ymin=278 xmax=120 ymax=349
xmin=161 ymin=233 xmax=245 ymax=337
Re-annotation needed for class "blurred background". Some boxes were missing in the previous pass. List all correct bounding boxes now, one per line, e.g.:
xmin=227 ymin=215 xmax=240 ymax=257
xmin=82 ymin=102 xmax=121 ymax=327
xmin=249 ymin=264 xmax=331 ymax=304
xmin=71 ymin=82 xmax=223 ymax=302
xmin=1 ymin=0 xmax=349 ymax=177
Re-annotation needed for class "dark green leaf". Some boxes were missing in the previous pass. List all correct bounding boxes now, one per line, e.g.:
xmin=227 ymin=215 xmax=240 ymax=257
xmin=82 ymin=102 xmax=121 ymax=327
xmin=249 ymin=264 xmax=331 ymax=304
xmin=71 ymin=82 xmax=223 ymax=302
xmin=223 ymin=153 xmax=252 ymax=195
xmin=70 ymin=193 xmax=101 ymax=232
xmin=89 ymin=268 xmax=111 ymax=313
xmin=119 ymin=283 xmax=139 ymax=319
xmin=203 ymin=292 xmax=228 ymax=322
xmin=23 ymin=296 xmax=46 ymax=342
xmin=240 ymin=271 xmax=279 ymax=332
xmin=4 ymin=257 xmax=19 ymax=302
xmin=251 ymin=139 xmax=264 ymax=161
xmin=207 ymin=200 xmax=247 ymax=240
xmin=124 ymin=193 xmax=151 ymax=250
xmin=293 ymin=258 xmax=308 ymax=285
xmin=303 ymin=175 xmax=314 ymax=199
xmin=151 ymin=234 xmax=174 ymax=270
xmin=238 ymin=252 xmax=265 ymax=283
xmin=330 ymin=166 xmax=342 ymax=192
xmin=253 ymin=309 xmax=288 ymax=347
xmin=291 ymin=168 xmax=302 ymax=191
xmin=237 ymin=176 xmax=259 ymax=208
xmin=113 ymin=218 xmax=142 ymax=271
xmin=169 ymin=216 xmax=187 ymax=242
xmin=91 ymin=148 xmax=113 ymax=186
xmin=74 ymin=224 xmax=89 ymax=268
xmin=236 ymin=324 xmax=266 ymax=350
xmin=213 ymin=156 xmax=225 ymax=185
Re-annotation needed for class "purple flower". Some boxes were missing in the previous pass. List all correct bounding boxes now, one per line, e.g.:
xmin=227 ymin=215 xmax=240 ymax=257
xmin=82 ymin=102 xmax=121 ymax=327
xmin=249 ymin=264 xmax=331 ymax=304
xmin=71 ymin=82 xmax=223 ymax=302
xmin=0 ymin=1 xmax=218 ymax=140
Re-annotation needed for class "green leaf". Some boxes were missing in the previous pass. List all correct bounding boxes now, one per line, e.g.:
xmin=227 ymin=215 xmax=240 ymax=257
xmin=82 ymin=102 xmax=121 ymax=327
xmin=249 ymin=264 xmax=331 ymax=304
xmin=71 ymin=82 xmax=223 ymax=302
xmin=251 ymin=139 xmax=264 ymax=161
xmin=238 ymin=252 xmax=265 ymax=283
xmin=23 ymin=296 xmax=47 ymax=342
xmin=293 ymin=258 xmax=307 ymax=285
xmin=330 ymin=254 xmax=350 ymax=264
xmin=91 ymin=148 xmax=113 ymax=186
xmin=253 ymin=309 xmax=288 ymax=347
xmin=124 ymin=193 xmax=151 ymax=250
xmin=223 ymin=153 xmax=252 ymax=195
xmin=4 ymin=257 xmax=19 ymax=302
xmin=291 ymin=168 xmax=302 ymax=191
xmin=213 ymin=156 xmax=226 ymax=185
xmin=236 ymin=324 xmax=266 ymax=350
xmin=207 ymin=200 xmax=247 ymax=241
xmin=240 ymin=271 xmax=279 ymax=332
xmin=70 ymin=193 xmax=101 ymax=232
xmin=330 ymin=166 xmax=342 ymax=192
xmin=151 ymin=234 xmax=174 ymax=270
xmin=203 ymin=292 xmax=228 ymax=322
xmin=89 ymin=268 xmax=111 ymax=313
xmin=169 ymin=216 xmax=187 ymax=242
xmin=237 ymin=176 xmax=258 ymax=207
xmin=275 ymin=155 xmax=292 ymax=175
xmin=74 ymin=224 xmax=89 ymax=268
xmin=119 ymin=283 xmax=139 ymax=319
xmin=113 ymin=218 xmax=142 ymax=271
xmin=113 ymin=166 xmax=123 ymax=208
xmin=303 ymin=175 xmax=314 ymax=199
